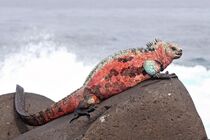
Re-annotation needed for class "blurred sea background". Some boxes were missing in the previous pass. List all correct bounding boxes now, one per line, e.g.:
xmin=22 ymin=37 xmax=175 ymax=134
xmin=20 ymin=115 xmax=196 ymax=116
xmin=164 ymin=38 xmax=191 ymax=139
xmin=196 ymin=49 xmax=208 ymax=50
xmin=0 ymin=0 xmax=209 ymax=136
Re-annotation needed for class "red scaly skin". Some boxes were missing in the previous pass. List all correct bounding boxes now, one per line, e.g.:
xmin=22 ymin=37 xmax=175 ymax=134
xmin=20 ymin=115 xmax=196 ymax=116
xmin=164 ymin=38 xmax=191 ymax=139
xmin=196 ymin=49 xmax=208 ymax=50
xmin=85 ymin=45 xmax=171 ymax=99
xmin=15 ymin=39 xmax=182 ymax=126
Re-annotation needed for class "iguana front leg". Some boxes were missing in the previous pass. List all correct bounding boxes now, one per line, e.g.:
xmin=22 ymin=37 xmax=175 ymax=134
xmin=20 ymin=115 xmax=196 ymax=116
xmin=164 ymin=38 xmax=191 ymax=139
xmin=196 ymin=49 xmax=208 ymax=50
xmin=143 ymin=60 xmax=177 ymax=79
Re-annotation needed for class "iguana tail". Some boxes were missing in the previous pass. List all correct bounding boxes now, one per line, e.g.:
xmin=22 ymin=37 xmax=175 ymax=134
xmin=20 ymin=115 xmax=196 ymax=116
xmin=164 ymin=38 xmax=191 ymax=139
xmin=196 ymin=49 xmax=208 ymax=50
xmin=15 ymin=85 xmax=84 ymax=126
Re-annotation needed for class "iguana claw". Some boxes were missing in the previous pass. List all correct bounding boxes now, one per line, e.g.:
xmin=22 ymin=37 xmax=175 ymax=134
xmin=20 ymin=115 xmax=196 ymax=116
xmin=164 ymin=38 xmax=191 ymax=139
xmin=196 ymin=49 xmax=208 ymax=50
xmin=153 ymin=71 xmax=177 ymax=79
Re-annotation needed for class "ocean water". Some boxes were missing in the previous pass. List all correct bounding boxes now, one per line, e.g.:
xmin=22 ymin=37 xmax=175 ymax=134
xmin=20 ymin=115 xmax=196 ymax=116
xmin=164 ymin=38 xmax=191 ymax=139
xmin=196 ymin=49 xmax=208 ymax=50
xmin=0 ymin=0 xmax=209 ymax=136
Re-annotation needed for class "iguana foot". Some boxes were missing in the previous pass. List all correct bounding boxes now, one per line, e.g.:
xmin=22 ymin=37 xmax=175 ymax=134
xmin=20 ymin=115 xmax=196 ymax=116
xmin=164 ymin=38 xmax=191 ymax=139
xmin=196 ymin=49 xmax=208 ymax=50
xmin=153 ymin=71 xmax=177 ymax=79
xmin=69 ymin=106 xmax=96 ymax=123
xmin=104 ymin=105 xmax=111 ymax=110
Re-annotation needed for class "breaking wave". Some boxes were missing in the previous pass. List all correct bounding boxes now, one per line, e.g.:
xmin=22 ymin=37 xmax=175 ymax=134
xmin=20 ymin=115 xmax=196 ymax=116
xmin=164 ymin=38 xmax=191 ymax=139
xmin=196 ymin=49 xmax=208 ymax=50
xmin=0 ymin=32 xmax=93 ymax=100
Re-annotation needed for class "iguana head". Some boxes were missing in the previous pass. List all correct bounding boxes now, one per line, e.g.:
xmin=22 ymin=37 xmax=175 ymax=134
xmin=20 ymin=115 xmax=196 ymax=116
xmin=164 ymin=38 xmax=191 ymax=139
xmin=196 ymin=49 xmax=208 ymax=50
xmin=147 ymin=39 xmax=182 ymax=59
xmin=146 ymin=39 xmax=182 ymax=69
xmin=162 ymin=41 xmax=182 ymax=59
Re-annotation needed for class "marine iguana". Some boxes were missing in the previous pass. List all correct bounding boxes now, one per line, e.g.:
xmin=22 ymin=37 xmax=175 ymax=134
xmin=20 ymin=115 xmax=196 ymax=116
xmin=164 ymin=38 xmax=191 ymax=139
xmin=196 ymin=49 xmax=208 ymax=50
xmin=15 ymin=39 xmax=182 ymax=126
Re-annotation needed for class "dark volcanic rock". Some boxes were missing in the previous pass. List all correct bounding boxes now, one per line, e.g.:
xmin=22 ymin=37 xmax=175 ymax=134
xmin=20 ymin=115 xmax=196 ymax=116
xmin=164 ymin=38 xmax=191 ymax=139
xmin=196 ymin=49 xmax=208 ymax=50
xmin=0 ymin=92 xmax=54 ymax=140
xmin=14 ymin=78 xmax=207 ymax=140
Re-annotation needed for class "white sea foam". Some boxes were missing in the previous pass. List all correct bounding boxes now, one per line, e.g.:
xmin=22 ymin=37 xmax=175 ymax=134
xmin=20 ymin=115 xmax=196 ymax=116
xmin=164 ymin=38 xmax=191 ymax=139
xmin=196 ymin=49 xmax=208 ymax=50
xmin=0 ymin=35 xmax=209 ymax=136
xmin=0 ymin=33 xmax=92 ymax=101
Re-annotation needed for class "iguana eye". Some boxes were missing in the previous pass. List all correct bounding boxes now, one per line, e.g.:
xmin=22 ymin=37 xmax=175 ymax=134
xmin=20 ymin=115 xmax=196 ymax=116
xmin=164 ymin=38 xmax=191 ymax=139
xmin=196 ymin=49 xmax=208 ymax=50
xmin=171 ymin=47 xmax=176 ymax=51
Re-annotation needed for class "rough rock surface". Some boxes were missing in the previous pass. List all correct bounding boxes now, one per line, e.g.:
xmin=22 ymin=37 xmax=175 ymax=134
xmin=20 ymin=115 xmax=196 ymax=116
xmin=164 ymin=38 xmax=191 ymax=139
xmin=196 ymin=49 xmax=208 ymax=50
xmin=3 ymin=78 xmax=208 ymax=140
xmin=0 ymin=92 xmax=54 ymax=140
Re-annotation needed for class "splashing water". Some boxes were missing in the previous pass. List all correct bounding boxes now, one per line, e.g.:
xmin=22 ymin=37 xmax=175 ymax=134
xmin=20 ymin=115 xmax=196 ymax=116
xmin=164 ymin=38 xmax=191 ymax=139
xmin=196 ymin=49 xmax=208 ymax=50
xmin=0 ymin=32 xmax=92 ymax=100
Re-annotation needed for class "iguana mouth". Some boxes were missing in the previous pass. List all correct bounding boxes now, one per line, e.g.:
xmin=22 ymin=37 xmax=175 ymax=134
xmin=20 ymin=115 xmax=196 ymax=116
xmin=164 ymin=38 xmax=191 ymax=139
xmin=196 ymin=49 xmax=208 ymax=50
xmin=174 ymin=49 xmax=182 ymax=59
